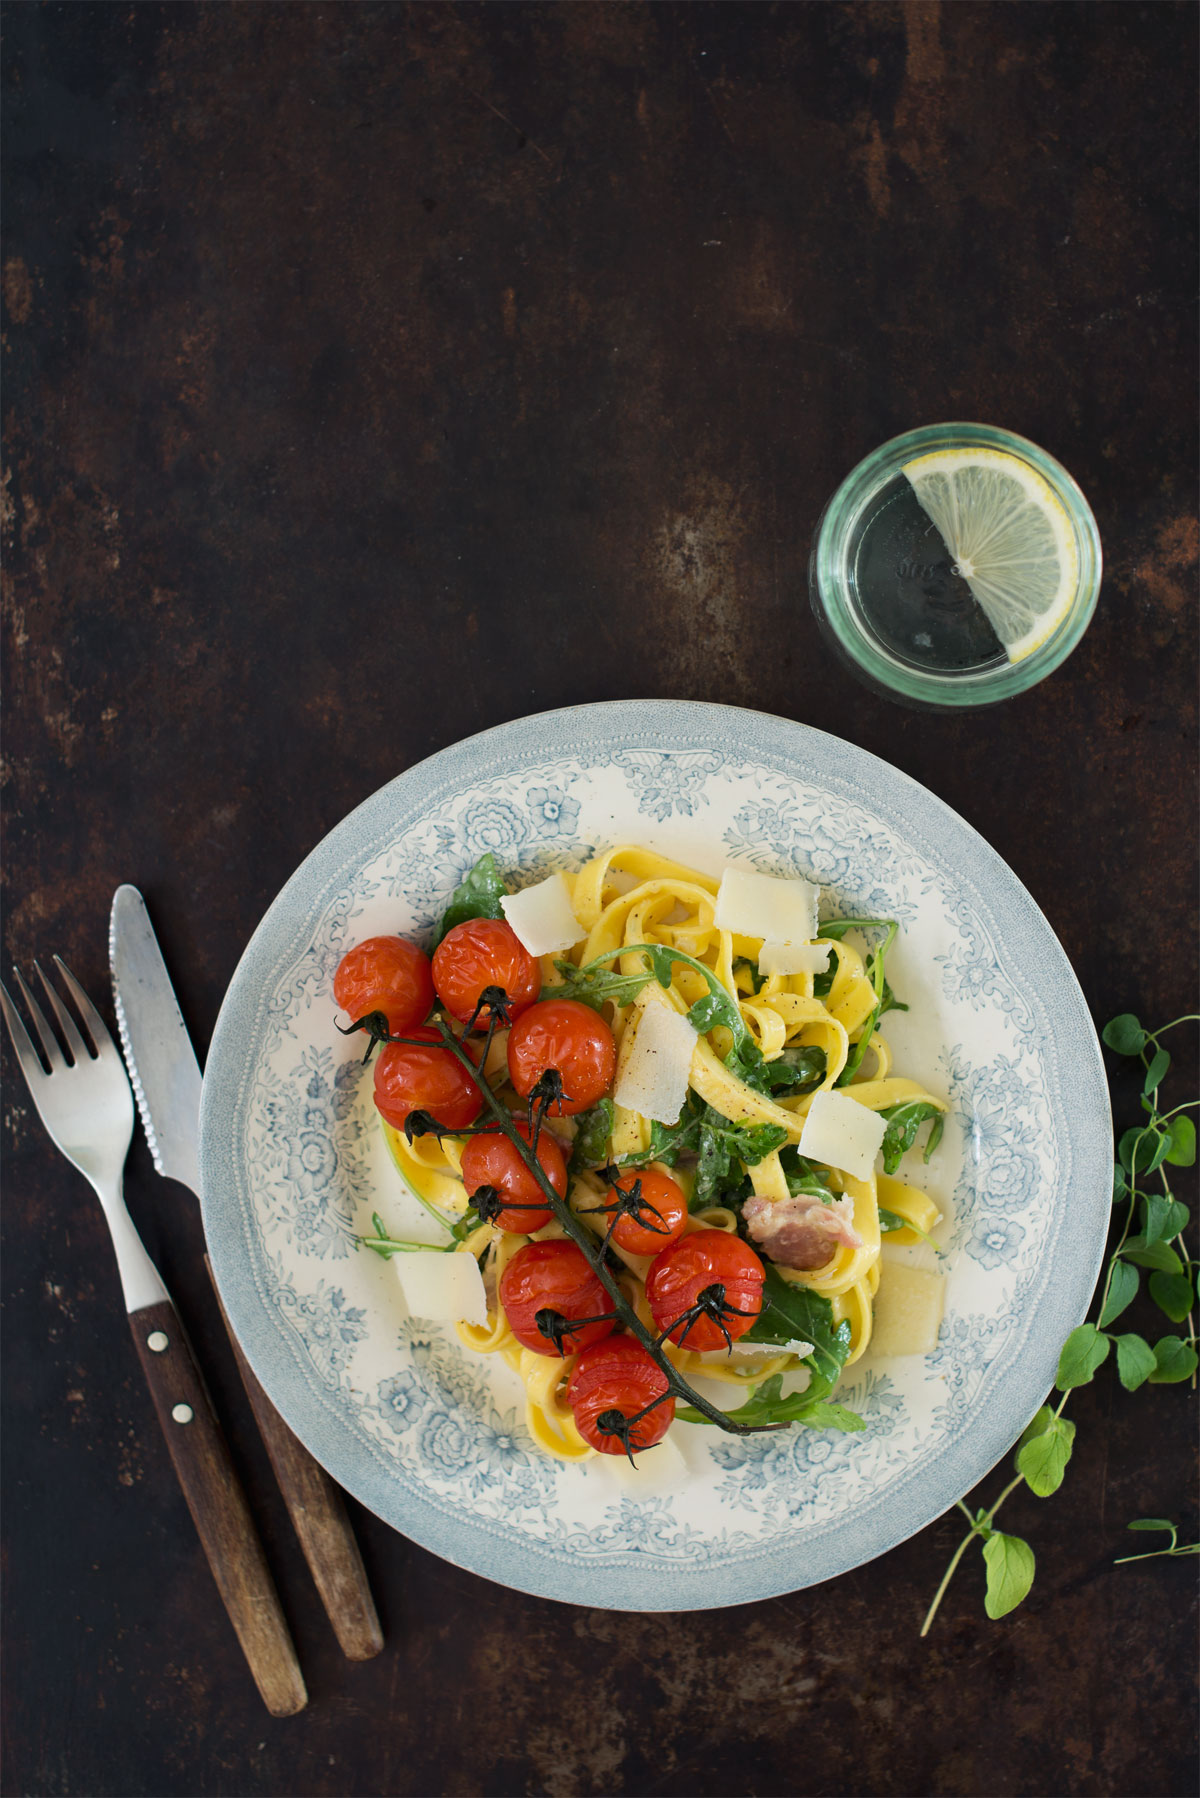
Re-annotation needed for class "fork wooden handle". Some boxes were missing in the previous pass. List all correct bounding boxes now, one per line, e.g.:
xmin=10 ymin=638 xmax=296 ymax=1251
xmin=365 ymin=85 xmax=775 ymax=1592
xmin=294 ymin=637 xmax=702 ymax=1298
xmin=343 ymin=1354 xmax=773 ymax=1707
xmin=207 ymin=1260 xmax=384 ymax=1660
xmin=129 ymin=1299 xmax=308 ymax=1717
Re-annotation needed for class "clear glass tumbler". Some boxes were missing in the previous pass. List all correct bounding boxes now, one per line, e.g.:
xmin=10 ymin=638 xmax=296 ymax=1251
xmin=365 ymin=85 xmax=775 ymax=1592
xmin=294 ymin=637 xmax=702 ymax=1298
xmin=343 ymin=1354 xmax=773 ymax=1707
xmin=808 ymin=424 xmax=1102 ymax=708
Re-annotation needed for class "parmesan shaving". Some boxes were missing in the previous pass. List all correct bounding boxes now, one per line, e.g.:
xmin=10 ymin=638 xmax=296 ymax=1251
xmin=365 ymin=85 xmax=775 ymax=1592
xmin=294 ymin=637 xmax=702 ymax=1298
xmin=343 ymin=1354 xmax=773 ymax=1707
xmin=714 ymin=868 xmax=819 ymax=945
xmin=797 ymin=1088 xmax=886 ymax=1181
xmin=393 ymin=1249 xmax=488 ymax=1326
xmin=868 ymin=1262 xmax=945 ymax=1357
xmin=612 ymin=1001 xmax=698 ymax=1125
xmin=500 ymin=873 xmax=583 ymax=957
xmin=758 ymin=940 xmax=832 ymax=977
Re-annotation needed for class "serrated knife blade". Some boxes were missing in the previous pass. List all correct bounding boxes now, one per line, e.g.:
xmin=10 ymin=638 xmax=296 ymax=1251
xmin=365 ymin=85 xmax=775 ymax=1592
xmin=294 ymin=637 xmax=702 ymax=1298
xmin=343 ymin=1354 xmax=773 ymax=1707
xmin=109 ymin=885 xmax=203 ymax=1195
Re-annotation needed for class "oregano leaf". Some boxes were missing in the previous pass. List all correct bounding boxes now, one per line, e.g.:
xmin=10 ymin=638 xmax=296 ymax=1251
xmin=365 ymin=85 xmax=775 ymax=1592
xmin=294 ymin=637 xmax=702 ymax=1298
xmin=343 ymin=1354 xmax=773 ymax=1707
xmin=1147 ymin=1336 xmax=1200 ymax=1384
xmin=1098 ymin=1259 xmax=1139 ymax=1327
xmin=982 ymin=1532 xmax=1036 ymax=1619
xmin=1016 ymin=1415 xmax=1076 ymax=1497
xmin=1056 ymin=1322 xmax=1110 ymax=1391
xmin=1122 ymin=1240 xmax=1184 ymax=1275
xmin=1114 ymin=1332 xmax=1158 ymax=1392
xmin=1148 ymin=1268 xmax=1195 ymax=1323
xmin=1102 ymin=1014 xmax=1146 ymax=1055
xmin=1166 ymin=1114 xmax=1196 ymax=1168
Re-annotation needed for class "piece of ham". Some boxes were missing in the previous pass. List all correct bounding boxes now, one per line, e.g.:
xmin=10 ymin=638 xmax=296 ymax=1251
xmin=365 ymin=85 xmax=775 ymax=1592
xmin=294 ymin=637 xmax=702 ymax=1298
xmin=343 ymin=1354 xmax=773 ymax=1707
xmin=743 ymin=1191 xmax=862 ymax=1272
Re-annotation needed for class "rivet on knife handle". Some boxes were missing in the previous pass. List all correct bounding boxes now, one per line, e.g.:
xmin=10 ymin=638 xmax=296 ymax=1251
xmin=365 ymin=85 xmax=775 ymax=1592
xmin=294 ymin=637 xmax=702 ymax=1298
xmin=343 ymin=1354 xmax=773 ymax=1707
xmin=129 ymin=1297 xmax=308 ymax=1716
xmin=208 ymin=1259 xmax=384 ymax=1661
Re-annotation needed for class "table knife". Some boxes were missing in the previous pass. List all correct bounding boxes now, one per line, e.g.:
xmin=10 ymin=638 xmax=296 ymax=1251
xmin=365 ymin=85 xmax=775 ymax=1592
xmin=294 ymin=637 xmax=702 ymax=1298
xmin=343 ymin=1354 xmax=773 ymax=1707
xmin=110 ymin=885 xmax=384 ymax=1662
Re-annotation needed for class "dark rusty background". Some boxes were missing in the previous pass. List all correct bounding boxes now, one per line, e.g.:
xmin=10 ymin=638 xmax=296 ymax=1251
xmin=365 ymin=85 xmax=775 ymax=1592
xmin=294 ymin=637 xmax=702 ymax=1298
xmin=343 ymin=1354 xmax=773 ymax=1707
xmin=3 ymin=4 xmax=1197 ymax=1795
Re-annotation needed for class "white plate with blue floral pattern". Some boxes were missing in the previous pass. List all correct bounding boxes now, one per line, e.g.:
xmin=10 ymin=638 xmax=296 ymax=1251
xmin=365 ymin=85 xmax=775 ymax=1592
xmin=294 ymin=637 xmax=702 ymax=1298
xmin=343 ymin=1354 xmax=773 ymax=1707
xmin=200 ymin=700 xmax=1111 ymax=1610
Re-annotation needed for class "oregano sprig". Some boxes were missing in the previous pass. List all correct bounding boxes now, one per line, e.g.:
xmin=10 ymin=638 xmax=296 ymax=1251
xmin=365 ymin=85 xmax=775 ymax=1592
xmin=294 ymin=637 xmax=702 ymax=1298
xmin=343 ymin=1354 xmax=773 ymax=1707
xmin=921 ymin=1009 xmax=1197 ymax=1634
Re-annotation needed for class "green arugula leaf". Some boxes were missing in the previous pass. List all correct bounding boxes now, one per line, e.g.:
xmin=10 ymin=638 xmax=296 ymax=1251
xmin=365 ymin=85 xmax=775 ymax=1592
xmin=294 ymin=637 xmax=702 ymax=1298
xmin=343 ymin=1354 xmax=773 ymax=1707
xmin=1147 ymin=1336 xmax=1200 ymax=1384
xmin=742 ymin=1265 xmax=852 ymax=1388
xmin=1114 ymin=1332 xmax=1158 ymax=1392
xmin=877 ymin=1101 xmax=945 ymax=1175
xmin=676 ymin=1372 xmax=865 ymax=1433
xmin=1166 ymin=1114 xmax=1196 ymax=1167
xmin=568 ymin=1099 xmax=615 ymax=1172
xmin=733 ymin=956 xmax=767 ymax=995
xmin=1143 ymin=1048 xmax=1171 ymax=1094
xmin=1102 ymin=1013 xmax=1146 ymax=1056
xmin=622 ymin=1095 xmax=787 ymax=1208
xmin=359 ymin=1212 xmax=454 ymax=1258
xmin=1016 ymin=1411 xmax=1076 ymax=1497
xmin=817 ymin=916 xmax=893 ymax=941
xmin=1055 ymin=1322 xmax=1110 ymax=1391
xmin=982 ymin=1532 xmax=1036 ymax=1619
xmin=436 ymin=853 xmax=508 ymax=943
xmin=878 ymin=1206 xmax=941 ymax=1250
xmin=778 ymin=1147 xmax=835 ymax=1199
xmin=550 ymin=959 xmax=655 ymax=1013
xmin=693 ymin=1112 xmax=788 ymax=1207
xmin=750 ymin=1044 xmax=827 ymax=1097
xmin=1098 ymin=1258 xmax=1140 ymax=1327
xmin=1148 ymin=1268 xmax=1195 ymax=1323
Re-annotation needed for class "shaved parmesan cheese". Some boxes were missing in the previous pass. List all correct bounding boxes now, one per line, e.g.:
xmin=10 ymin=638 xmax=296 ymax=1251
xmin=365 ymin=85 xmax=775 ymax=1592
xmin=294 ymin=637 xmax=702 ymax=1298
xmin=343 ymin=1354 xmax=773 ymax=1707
xmin=500 ymin=874 xmax=582 ymax=957
xmin=714 ymin=868 xmax=819 ymax=946
xmin=721 ymin=1337 xmax=814 ymax=1361
xmin=869 ymin=1263 xmax=945 ymax=1357
xmin=758 ymin=940 xmax=832 ymax=978
xmin=798 ymin=1088 xmax=887 ymax=1181
xmin=393 ymin=1250 xmax=488 ymax=1326
xmin=612 ymin=1001 xmax=698 ymax=1125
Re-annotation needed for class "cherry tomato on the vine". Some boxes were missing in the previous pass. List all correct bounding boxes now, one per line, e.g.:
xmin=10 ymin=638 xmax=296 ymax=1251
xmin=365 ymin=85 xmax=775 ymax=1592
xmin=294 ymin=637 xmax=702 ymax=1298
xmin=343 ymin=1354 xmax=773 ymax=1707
xmin=603 ymin=1167 xmax=688 ymax=1257
xmin=432 ymin=918 xmax=541 ymax=1029
xmin=499 ymin=1239 xmax=616 ymax=1358
xmin=645 ymin=1230 xmax=765 ymax=1352
xmin=373 ymin=1026 xmax=482 ymax=1132
xmin=334 ymin=935 xmax=433 ymax=1036
xmin=566 ymin=1336 xmax=675 ymax=1455
xmin=459 ymin=1119 xmax=567 ymax=1234
xmin=507 ymin=999 xmax=616 ymax=1116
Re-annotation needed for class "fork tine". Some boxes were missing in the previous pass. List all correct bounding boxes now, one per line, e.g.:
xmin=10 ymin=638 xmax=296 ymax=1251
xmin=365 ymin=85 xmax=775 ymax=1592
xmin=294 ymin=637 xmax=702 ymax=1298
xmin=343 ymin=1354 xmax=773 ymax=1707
xmin=10 ymin=966 xmax=67 ymax=1070
xmin=53 ymin=956 xmax=114 ymax=1055
xmin=32 ymin=960 xmax=92 ymax=1064
xmin=0 ymin=977 xmax=53 ymax=1083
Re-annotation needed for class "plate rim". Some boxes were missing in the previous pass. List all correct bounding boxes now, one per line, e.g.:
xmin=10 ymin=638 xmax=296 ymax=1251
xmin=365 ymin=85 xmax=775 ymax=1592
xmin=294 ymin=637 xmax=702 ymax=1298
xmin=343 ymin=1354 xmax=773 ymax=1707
xmin=199 ymin=699 xmax=1112 ymax=1609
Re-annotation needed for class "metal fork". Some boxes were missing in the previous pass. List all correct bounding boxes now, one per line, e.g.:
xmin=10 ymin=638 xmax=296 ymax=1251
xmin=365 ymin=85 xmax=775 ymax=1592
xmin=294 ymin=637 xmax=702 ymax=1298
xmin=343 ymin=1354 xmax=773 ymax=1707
xmin=1 ymin=959 xmax=307 ymax=1717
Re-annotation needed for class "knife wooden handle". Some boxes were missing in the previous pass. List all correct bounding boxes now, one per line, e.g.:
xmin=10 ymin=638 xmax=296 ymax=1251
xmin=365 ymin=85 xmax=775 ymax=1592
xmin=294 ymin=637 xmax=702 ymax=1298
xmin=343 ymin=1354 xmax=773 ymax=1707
xmin=129 ymin=1299 xmax=308 ymax=1716
xmin=207 ymin=1259 xmax=384 ymax=1661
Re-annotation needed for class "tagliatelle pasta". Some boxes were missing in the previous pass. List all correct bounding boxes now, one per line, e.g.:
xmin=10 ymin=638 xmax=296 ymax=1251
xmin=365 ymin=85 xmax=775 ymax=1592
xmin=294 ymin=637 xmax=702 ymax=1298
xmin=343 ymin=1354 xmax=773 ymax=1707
xmin=347 ymin=845 xmax=949 ymax=1462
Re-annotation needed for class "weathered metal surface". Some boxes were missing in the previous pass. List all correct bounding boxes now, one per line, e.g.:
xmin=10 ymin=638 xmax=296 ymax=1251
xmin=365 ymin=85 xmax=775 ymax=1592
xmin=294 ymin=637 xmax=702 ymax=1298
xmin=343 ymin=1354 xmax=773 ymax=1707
xmin=3 ymin=4 xmax=1196 ymax=1794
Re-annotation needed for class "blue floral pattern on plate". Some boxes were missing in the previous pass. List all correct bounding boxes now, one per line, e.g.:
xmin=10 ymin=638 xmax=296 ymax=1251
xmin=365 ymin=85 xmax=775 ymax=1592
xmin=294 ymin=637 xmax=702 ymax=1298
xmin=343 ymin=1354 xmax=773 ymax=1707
xmin=200 ymin=701 xmax=1110 ymax=1610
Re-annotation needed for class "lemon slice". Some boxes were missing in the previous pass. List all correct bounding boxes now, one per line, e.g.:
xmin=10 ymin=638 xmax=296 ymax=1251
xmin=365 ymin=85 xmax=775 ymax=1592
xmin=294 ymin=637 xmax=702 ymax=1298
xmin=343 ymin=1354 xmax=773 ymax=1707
xmin=902 ymin=447 xmax=1078 ymax=662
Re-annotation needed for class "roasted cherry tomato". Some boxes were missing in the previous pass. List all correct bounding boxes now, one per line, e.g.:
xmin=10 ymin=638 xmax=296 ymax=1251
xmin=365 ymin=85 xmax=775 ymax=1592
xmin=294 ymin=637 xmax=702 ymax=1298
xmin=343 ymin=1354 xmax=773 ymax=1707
xmin=499 ymin=1238 xmax=616 ymax=1358
xmin=601 ymin=1167 xmax=688 ymax=1257
xmin=333 ymin=935 xmax=433 ymax=1036
xmin=567 ymin=1336 xmax=676 ymax=1455
xmin=432 ymin=918 xmax=541 ymax=1029
xmin=645 ymin=1230 xmax=765 ymax=1352
xmin=373 ymin=1026 xmax=482 ymax=1131
xmin=507 ymin=999 xmax=616 ymax=1116
xmin=459 ymin=1119 xmax=567 ymax=1234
